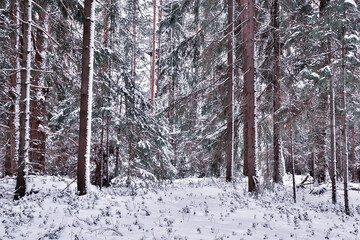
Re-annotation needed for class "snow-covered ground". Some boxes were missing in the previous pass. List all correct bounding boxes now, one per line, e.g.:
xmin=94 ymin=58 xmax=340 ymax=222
xmin=0 ymin=175 xmax=360 ymax=240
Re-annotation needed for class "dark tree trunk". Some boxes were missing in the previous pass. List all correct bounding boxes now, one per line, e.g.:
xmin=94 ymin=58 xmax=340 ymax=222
xmin=352 ymin=125 xmax=356 ymax=182
xmin=15 ymin=0 xmax=32 ymax=200
xmin=226 ymin=0 xmax=234 ymax=182
xmin=6 ymin=0 xmax=21 ymax=177
xmin=77 ymin=0 xmax=96 ymax=196
xmin=272 ymin=0 xmax=282 ymax=184
xmin=150 ymin=0 xmax=156 ymax=112
xmin=241 ymin=0 xmax=256 ymax=192
xmin=341 ymin=23 xmax=350 ymax=215
xmin=30 ymin=0 xmax=47 ymax=174
xmin=156 ymin=0 xmax=162 ymax=98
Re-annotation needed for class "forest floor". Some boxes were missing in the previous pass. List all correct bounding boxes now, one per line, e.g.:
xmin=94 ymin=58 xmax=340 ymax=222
xmin=0 ymin=175 xmax=360 ymax=240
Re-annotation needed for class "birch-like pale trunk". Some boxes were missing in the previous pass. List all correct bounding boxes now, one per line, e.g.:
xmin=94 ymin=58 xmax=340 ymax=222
xmin=77 ymin=0 xmax=96 ymax=196
xmin=15 ymin=0 xmax=32 ymax=200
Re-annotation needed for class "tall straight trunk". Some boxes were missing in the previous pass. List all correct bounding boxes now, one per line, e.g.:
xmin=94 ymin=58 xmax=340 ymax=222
xmin=31 ymin=0 xmax=48 ymax=174
xmin=316 ymin=0 xmax=330 ymax=184
xmin=106 ymin=119 xmax=110 ymax=185
xmin=272 ymin=0 xmax=282 ymax=184
xmin=156 ymin=0 xmax=162 ymax=98
xmin=341 ymin=25 xmax=350 ymax=215
xmin=169 ymin=2 xmax=177 ymax=168
xmin=6 ymin=0 xmax=21 ymax=177
xmin=241 ymin=0 xmax=256 ymax=192
xmin=15 ymin=0 xmax=32 ymax=200
xmin=352 ymin=125 xmax=355 ymax=182
xmin=289 ymin=91 xmax=296 ymax=203
xmin=226 ymin=0 xmax=234 ymax=182
xmin=150 ymin=0 xmax=156 ymax=113
xmin=99 ymin=121 xmax=104 ymax=190
xmin=77 ymin=0 xmax=96 ymax=196
xmin=329 ymin=58 xmax=337 ymax=204
xmin=129 ymin=0 xmax=137 ymax=183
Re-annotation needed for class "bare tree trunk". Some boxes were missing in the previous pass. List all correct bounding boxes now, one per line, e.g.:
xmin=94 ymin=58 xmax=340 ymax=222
xmin=6 ymin=0 xmax=21 ymax=177
xmin=31 ymin=0 xmax=48 ymax=174
xmin=272 ymin=0 xmax=282 ymax=184
xmin=316 ymin=0 xmax=330 ymax=184
xmin=329 ymin=56 xmax=337 ymax=204
xmin=15 ymin=0 xmax=32 ymax=200
xmin=289 ymin=91 xmax=296 ymax=203
xmin=106 ymin=119 xmax=110 ymax=185
xmin=150 ymin=0 xmax=156 ymax=113
xmin=77 ymin=0 xmax=96 ymax=196
xmin=341 ymin=25 xmax=350 ymax=215
xmin=100 ymin=120 xmax=104 ymax=190
xmin=352 ymin=125 xmax=355 ymax=182
xmin=226 ymin=0 xmax=234 ymax=182
xmin=156 ymin=0 xmax=162 ymax=98
xmin=241 ymin=0 xmax=256 ymax=192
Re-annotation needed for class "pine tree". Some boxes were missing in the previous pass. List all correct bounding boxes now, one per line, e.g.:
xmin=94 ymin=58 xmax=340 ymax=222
xmin=15 ymin=0 xmax=32 ymax=200
xmin=226 ymin=0 xmax=234 ymax=182
xmin=30 ymin=0 xmax=48 ymax=174
xmin=77 ymin=0 xmax=96 ymax=196
xmin=241 ymin=0 xmax=257 ymax=192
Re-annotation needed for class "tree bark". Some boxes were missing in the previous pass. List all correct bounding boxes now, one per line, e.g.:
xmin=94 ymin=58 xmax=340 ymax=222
xmin=329 ymin=54 xmax=337 ymax=204
xmin=341 ymin=24 xmax=350 ymax=215
xmin=156 ymin=0 xmax=162 ymax=98
xmin=226 ymin=0 xmax=234 ymax=182
xmin=241 ymin=0 xmax=256 ymax=192
xmin=352 ymin=125 xmax=355 ymax=182
xmin=272 ymin=0 xmax=282 ymax=184
xmin=15 ymin=0 xmax=32 ymax=200
xmin=6 ymin=0 xmax=21 ymax=177
xmin=150 ymin=0 xmax=156 ymax=113
xmin=77 ymin=0 xmax=96 ymax=196
xmin=30 ymin=0 xmax=48 ymax=174
xmin=316 ymin=0 xmax=330 ymax=184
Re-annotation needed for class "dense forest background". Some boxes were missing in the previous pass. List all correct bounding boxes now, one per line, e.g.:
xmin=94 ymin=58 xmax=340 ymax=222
xmin=0 ymin=0 xmax=360 ymax=212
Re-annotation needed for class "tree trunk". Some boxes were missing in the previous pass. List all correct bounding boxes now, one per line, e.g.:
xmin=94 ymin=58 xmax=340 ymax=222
xmin=289 ymin=91 xmax=296 ymax=203
xmin=226 ymin=0 xmax=234 ymax=182
xmin=352 ymin=125 xmax=355 ymax=182
xmin=241 ymin=0 xmax=256 ymax=192
xmin=272 ymin=0 xmax=282 ymax=184
xmin=341 ymin=24 xmax=350 ymax=215
xmin=30 ymin=0 xmax=48 ymax=174
xmin=100 ymin=121 xmax=104 ymax=190
xmin=329 ymin=55 xmax=337 ymax=204
xmin=316 ymin=0 xmax=330 ymax=184
xmin=77 ymin=0 xmax=96 ymax=196
xmin=150 ymin=0 xmax=156 ymax=113
xmin=106 ymin=119 xmax=110 ymax=185
xmin=15 ymin=0 xmax=32 ymax=200
xmin=6 ymin=0 xmax=21 ymax=177
xmin=156 ymin=0 xmax=162 ymax=98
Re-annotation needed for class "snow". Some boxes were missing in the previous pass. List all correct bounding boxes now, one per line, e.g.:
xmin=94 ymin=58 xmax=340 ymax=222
xmin=344 ymin=0 xmax=357 ymax=7
xmin=1 ymin=175 xmax=360 ymax=239
xmin=23 ymin=0 xmax=33 ymax=180
xmin=84 ymin=0 xmax=96 ymax=193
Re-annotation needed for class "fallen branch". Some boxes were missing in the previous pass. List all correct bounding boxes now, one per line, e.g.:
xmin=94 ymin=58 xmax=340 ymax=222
xmin=90 ymin=228 xmax=123 ymax=236
xmin=60 ymin=178 xmax=76 ymax=193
